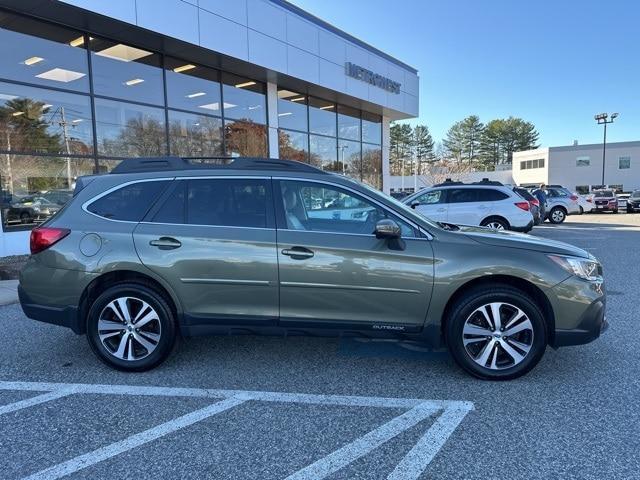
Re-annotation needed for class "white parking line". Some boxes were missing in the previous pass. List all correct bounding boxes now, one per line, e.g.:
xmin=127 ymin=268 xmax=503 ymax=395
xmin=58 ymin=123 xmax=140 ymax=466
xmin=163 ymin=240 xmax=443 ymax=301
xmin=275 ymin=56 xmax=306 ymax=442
xmin=0 ymin=380 xmax=469 ymax=410
xmin=387 ymin=405 xmax=472 ymax=480
xmin=21 ymin=397 xmax=246 ymax=480
xmin=0 ymin=390 xmax=73 ymax=416
xmin=285 ymin=404 xmax=438 ymax=480
xmin=0 ymin=380 xmax=473 ymax=480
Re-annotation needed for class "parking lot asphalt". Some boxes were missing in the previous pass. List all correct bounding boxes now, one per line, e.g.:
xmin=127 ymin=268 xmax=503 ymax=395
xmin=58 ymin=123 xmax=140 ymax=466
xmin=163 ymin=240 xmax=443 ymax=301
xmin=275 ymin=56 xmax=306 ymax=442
xmin=1 ymin=212 xmax=639 ymax=479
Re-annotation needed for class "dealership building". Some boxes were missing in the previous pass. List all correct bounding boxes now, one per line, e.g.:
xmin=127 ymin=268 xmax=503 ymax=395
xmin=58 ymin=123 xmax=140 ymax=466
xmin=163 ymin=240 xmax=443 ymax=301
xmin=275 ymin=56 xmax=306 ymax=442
xmin=0 ymin=0 xmax=419 ymax=257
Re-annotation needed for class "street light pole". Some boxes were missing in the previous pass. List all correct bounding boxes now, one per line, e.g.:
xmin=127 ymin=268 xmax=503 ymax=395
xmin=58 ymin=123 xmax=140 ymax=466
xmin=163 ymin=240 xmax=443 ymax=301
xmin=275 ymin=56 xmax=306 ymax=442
xmin=594 ymin=112 xmax=618 ymax=187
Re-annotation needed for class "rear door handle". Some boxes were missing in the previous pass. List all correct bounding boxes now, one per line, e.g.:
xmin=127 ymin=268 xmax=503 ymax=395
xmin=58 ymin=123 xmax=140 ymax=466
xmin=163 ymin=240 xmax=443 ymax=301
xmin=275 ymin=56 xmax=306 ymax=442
xmin=149 ymin=237 xmax=182 ymax=250
xmin=281 ymin=246 xmax=314 ymax=260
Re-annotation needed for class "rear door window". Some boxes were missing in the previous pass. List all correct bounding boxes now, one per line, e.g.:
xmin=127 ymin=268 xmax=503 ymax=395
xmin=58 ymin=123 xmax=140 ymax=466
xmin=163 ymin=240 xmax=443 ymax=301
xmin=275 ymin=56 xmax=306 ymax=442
xmin=87 ymin=180 xmax=169 ymax=221
xmin=448 ymin=188 xmax=479 ymax=203
xmin=186 ymin=178 xmax=271 ymax=228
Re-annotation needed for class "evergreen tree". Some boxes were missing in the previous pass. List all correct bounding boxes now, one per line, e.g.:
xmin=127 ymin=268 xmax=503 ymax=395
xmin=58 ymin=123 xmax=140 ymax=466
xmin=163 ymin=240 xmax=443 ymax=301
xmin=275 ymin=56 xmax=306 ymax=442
xmin=479 ymin=117 xmax=539 ymax=167
xmin=413 ymin=124 xmax=434 ymax=174
xmin=389 ymin=123 xmax=414 ymax=175
xmin=443 ymin=115 xmax=484 ymax=163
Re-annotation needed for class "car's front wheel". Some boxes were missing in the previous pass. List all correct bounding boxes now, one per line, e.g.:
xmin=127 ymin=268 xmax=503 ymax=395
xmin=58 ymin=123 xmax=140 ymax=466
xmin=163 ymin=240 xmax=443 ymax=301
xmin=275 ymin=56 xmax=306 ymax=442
xmin=445 ymin=285 xmax=548 ymax=380
xmin=86 ymin=282 xmax=177 ymax=371
xmin=548 ymin=207 xmax=566 ymax=224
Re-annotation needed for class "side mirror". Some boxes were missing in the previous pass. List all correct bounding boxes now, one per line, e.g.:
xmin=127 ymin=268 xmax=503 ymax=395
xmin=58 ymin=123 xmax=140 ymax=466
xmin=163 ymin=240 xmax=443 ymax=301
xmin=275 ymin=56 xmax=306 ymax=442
xmin=410 ymin=200 xmax=420 ymax=209
xmin=374 ymin=219 xmax=401 ymax=239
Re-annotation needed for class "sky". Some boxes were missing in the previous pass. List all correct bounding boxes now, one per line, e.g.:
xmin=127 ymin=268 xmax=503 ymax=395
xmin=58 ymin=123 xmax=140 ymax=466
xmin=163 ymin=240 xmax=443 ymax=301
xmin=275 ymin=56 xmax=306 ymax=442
xmin=290 ymin=0 xmax=638 ymax=148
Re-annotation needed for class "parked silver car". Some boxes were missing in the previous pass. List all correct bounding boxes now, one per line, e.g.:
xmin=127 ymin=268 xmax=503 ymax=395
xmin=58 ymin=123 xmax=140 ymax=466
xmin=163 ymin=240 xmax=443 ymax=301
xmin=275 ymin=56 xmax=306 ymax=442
xmin=542 ymin=186 xmax=581 ymax=224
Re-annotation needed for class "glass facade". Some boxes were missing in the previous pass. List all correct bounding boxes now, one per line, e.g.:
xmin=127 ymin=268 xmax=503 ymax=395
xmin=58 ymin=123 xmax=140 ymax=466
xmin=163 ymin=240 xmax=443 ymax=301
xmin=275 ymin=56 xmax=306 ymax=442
xmin=0 ymin=11 xmax=270 ymax=231
xmin=277 ymin=89 xmax=382 ymax=188
xmin=0 ymin=10 xmax=385 ymax=233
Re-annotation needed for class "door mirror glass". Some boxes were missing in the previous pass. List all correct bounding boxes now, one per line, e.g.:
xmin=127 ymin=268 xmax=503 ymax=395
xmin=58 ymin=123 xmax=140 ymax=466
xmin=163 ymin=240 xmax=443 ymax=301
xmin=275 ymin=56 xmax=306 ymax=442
xmin=374 ymin=219 xmax=401 ymax=239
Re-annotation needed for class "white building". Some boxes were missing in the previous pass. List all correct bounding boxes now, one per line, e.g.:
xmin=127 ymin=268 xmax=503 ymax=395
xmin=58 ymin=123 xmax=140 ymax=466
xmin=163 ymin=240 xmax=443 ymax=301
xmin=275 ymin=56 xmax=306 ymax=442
xmin=513 ymin=141 xmax=640 ymax=193
xmin=0 ymin=0 xmax=419 ymax=257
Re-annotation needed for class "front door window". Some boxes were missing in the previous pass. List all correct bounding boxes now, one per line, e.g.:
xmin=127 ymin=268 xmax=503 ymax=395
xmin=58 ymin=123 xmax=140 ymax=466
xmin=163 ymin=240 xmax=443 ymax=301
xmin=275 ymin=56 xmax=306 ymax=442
xmin=279 ymin=180 xmax=415 ymax=237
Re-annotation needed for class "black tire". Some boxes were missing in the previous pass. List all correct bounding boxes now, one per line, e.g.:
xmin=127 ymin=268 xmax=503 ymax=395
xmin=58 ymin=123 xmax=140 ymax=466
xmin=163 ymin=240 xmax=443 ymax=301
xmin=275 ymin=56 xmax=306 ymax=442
xmin=480 ymin=217 xmax=509 ymax=230
xmin=445 ymin=285 xmax=548 ymax=380
xmin=579 ymin=206 xmax=584 ymax=215
xmin=613 ymin=209 xmax=618 ymax=214
xmin=548 ymin=207 xmax=566 ymax=224
xmin=86 ymin=282 xmax=177 ymax=371
xmin=628 ymin=207 xmax=634 ymax=214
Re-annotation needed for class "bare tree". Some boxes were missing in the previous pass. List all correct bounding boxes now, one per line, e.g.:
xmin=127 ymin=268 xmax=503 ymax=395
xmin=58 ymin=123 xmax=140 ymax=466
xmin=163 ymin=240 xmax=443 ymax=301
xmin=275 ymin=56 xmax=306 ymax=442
xmin=416 ymin=159 xmax=475 ymax=188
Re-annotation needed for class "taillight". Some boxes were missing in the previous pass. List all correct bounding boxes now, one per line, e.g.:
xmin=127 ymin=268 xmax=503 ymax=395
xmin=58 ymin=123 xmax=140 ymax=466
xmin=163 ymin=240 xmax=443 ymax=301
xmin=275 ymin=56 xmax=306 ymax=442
xmin=515 ymin=201 xmax=530 ymax=211
xmin=587 ymin=198 xmax=593 ymax=203
xmin=30 ymin=227 xmax=70 ymax=255
xmin=570 ymin=195 xmax=578 ymax=201
xmin=530 ymin=198 xmax=540 ymax=206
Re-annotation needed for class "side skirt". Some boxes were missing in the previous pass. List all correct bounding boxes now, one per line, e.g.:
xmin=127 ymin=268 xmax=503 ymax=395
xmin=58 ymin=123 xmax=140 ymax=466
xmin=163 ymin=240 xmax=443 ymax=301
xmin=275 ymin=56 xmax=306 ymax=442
xmin=180 ymin=314 xmax=443 ymax=348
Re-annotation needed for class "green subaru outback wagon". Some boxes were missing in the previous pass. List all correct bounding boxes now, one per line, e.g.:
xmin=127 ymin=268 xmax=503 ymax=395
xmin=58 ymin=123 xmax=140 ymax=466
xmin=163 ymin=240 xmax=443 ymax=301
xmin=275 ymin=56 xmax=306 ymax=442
xmin=19 ymin=157 xmax=607 ymax=380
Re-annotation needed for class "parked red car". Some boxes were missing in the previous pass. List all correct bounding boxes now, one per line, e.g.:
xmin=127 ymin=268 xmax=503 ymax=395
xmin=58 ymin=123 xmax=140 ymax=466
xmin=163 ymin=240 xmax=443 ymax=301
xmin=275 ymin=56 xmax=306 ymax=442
xmin=593 ymin=190 xmax=618 ymax=213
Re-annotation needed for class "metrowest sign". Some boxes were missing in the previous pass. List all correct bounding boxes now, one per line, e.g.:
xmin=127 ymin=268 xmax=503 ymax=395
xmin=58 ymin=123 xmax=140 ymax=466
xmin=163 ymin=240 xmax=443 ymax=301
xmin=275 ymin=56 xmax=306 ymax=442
xmin=345 ymin=62 xmax=401 ymax=94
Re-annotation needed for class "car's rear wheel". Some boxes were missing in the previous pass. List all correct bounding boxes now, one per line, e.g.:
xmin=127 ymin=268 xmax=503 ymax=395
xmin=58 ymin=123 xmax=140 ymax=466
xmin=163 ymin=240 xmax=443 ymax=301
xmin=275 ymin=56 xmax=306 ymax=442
xmin=579 ymin=206 xmax=584 ymax=215
xmin=480 ymin=217 xmax=509 ymax=230
xmin=86 ymin=283 xmax=176 ymax=371
xmin=445 ymin=285 xmax=548 ymax=380
xmin=548 ymin=207 xmax=566 ymax=224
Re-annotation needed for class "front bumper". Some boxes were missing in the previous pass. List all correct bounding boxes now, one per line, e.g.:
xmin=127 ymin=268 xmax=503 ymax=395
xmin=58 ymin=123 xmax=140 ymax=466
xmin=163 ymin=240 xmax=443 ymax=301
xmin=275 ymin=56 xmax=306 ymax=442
xmin=552 ymin=298 xmax=608 ymax=347
xmin=548 ymin=275 xmax=607 ymax=348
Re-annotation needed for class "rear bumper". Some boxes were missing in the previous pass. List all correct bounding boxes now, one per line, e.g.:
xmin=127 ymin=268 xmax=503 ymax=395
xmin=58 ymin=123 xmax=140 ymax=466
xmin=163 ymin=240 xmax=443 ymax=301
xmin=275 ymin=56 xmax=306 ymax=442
xmin=511 ymin=220 xmax=534 ymax=233
xmin=18 ymin=284 xmax=83 ymax=334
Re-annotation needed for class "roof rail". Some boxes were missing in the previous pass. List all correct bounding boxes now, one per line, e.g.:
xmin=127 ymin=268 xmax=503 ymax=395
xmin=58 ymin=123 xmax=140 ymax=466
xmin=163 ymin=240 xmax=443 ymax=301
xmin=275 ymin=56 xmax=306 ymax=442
xmin=109 ymin=156 xmax=328 ymax=175
xmin=432 ymin=177 xmax=505 ymax=188
xmin=433 ymin=178 xmax=464 ymax=187
xmin=471 ymin=178 xmax=504 ymax=186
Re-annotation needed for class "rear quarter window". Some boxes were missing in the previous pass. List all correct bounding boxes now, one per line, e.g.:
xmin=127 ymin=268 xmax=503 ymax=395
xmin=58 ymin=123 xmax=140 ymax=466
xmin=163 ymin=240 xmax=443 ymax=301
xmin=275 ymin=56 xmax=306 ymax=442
xmin=87 ymin=180 xmax=169 ymax=221
xmin=477 ymin=189 xmax=509 ymax=201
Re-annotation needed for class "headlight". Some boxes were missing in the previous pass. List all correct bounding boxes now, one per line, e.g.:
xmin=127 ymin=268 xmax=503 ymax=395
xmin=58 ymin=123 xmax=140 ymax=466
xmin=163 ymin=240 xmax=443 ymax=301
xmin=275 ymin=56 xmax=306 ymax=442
xmin=548 ymin=254 xmax=602 ymax=281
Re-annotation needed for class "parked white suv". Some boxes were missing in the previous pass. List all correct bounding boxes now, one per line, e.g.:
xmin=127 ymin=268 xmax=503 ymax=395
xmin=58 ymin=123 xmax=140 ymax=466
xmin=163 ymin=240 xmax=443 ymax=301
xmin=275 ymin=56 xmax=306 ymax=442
xmin=402 ymin=180 xmax=534 ymax=232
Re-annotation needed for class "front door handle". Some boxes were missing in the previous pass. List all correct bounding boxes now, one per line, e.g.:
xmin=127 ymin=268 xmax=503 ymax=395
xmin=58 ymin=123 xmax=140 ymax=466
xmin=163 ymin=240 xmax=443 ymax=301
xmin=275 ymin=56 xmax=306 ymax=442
xmin=149 ymin=237 xmax=182 ymax=250
xmin=281 ymin=246 xmax=314 ymax=260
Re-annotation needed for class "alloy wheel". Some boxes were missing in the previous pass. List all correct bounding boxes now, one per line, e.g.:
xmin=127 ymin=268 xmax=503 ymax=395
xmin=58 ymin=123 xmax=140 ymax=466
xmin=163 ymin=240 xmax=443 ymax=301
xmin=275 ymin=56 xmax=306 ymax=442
xmin=486 ymin=221 xmax=505 ymax=230
xmin=462 ymin=302 xmax=534 ymax=370
xmin=97 ymin=297 xmax=162 ymax=361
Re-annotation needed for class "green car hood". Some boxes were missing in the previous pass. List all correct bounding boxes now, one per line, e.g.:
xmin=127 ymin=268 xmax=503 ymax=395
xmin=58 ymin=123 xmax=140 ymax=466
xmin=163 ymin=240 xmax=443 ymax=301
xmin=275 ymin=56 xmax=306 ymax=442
xmin=457 ymin=225 xmax=591 ymax=258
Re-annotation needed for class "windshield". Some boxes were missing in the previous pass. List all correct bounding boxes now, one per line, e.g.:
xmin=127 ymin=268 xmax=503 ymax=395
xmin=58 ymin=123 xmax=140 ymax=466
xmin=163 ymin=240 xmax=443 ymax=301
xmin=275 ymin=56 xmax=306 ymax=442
xmin=595 ymin=190 xmax=614 ymax=198
xmin=353 ymin=180 xmax=443 ymax=231
xmin=632 ymin=191 xmax=640 ymax=198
